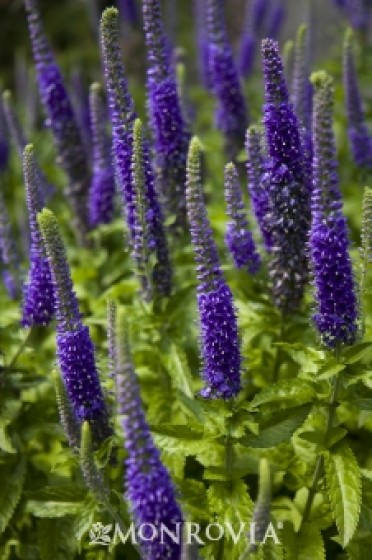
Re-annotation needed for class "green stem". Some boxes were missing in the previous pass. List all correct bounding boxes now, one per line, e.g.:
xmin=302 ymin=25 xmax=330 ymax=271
xmin=272 ymin=318 xmax=285 ymax=383
xmin=299 ymin=373 xmax=341 ymax=529
xmin=7 ymin=327 xmax=34 ymax=370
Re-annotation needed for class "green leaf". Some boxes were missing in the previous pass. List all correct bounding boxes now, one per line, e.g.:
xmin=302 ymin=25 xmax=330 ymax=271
xmin=38 ymin=518 xmax=76 ymax=560
xmin=325 ymin=442 xmax=361 ymax=547
xmin=248 ymin=379 xmax=315 ymax=412
xmin=149 ymin=424 xmax=203 ymax=439
xmin=26 ymin=486 xmax=86 ymax=518
xmin=240 ymin=404 xmax=312 ymax=448
xmin=297 ymin=523 xmax=325 ymax=560
xmin=342 ymin=342 xmax=372 ymax=365
xmin=0 ymin=457 xmax=26 ymax=535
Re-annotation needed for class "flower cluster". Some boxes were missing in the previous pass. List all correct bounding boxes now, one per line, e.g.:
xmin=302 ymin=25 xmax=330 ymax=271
xmin=261 ymin=38 xmax=310 ymax=312
xmin=343 ymin=29 xmax=372 ymax=169
xmin=88 ymin=83 xmax=116 ymax=227
xmin=21 ymin=144 xmax=55 ymax=327
xmin=224 ymin=162 xmax=260 ymax=273
xmin=143 ymin=0 xmax=190 ymax=227
xmin=310 ymin=72 xmax=358 ymax=348
xmin=206 ymin=0 xmax=248 ymax=159
xmin=186 ymin=137 xmax=241 ymax=399
xmin=115 ymin=312 xmax=183 ymax=559
xmin=38 ymin=209 xmax=111 ymax=442
xmin=24 ymin=0 xmax=90 ymax=242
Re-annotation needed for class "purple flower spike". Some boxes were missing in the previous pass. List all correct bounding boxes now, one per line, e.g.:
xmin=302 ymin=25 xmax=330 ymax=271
xmin=21 ymin=145 xmax=55 ymax=327
xmin=261 ymin=38 xmax=310 ymax=312
xmin=143 ymin=0 xmax=191 ymax=228
xmin=343 ymin=29 xmax=372 ymax=169
xmin=24 ymin=0 xmax=90 ymax=243
xmin=310 ymin=72 xmax=358 ymax=348
xmin=238 ymin=0 xmax=269 ymax=78
xmin=0 ymin=95 xmax=9 ymax=172
xmin=265 ymin=0 xmax=286 ymax=39
xmin=207 ymin=0 xmax=248 ymax=159
xmin=0 ymin=194 xmax=20 ymax=299
xmin=245 ymin=126 xmax=272 ymax=251
xmin=100 ymin=8 xmax=137 ymax=240
xmin=194 ymin=0 xmax=212 ymax=88
xmin=117 ymin=0 xmax=139 ymax=27
xmin=38 ymin=209 xmax=111 ymax=443
xmin=3 ymin=90 xmax=53 ymax=200
xmin=224 ymin=162 xmax=261 ymax=273
xmin=116 ymin=313 xmax=183 ymax=559
xmin=88 ymin=83 xmax=116 ymax=227
xmin=186 ymin=137 xmax=241 ymax=400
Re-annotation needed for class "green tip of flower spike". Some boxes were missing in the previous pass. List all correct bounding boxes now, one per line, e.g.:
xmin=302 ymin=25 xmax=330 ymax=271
xmin=345 ymin=26 xmax=354 ymax=47
xmin=296 ymin=24 xmax=307 ymax=47
xmin=310 ymin=70 xmax=333 ymax=92
xmin=187 ymin=136 xmax=202 ymax=175
xmin=90 ymin=81 xmax=102 ymax=96
xmin=257 ymin=458 xmax=271 ymax=503
xmin=101 ymin=6 xmax=119 ymax=31
xmin=2 ymin=89 xmax=12 ymax=105
xmin=37 ymin=208 xmax=59 ymax=246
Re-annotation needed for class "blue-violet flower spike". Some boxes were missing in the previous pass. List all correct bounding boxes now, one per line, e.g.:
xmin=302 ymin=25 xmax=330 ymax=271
xmin=37 ymin=209 xmax=112 ymax=442
xmin=310 ymin=71 xmax=358 ymax=348
xmin=186 ymin=137 xmax=241 ymax=399
xmin=224 ymin=162 xmax=261 ymax=273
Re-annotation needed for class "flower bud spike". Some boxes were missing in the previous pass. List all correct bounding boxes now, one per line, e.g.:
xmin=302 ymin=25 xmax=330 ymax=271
xmin=21 ymin=145 xmax=55 ymax=327
xmin=186 ymin=138 xmax=242 ymax=399
xmin=224 ymin=162 xmax=261 ymax=274
xmin=249 ymin=458 xmax=272 ymax=553
xmin=38 ymin=209 xmax=112 ymax=442
xmin=0 ymin=193 xmax=21 ymax=299
xmin=53 ymin=370 xmax=80 ymax=451
xmin=115 ymin=307 xmax=184 ymax=559
xmin=88 ymin=82 xmax=116 ymax=227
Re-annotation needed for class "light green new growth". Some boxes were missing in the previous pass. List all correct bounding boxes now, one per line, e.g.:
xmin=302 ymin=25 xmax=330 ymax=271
xmin=248 ymin=458 xmax=272 ymax=553
xmin=132 ymin=118 xmax=153 ymax=301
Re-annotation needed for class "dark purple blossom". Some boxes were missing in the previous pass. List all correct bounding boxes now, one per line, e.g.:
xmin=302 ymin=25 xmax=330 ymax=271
xmin=21 ymin=144 xmax=54 ymax=327
xmin=343 ymin=29 xmax=372 ymax=169
xmin=24 ymin=0 xmax=90 ymax=242
xmin=38 ymin=209 xmax=111 ymax=442
xmin=100 ymin=8 xmax=137 ymax=239
xmin=116 ymin=315 xmax=183 ymax=558
xmin=261 ymin=38 xmax=310 ymax=312
xmin=224 ymin=162 xmax=260 ymax=273
xmin=143 ymin=0 xmax=191 ymax=227
xmin=245 ymin=126 xmax=272 ymax=250
xmin=310 ymin=72 xmax=358 ymax=348
xmin=207 ymin=0 xmax=248 ymax=159
xmin=238 ymin=0 xmax=269 ymax=77
xmin=88 ymin=83 xmax=116 ymax=227
xmin=186 ymin=137 xmax=241 ymax=399
xmin=0 ymin=193 xmax=20 ymax=299
xmin=0 ymin=95 xmax=9 ymax=172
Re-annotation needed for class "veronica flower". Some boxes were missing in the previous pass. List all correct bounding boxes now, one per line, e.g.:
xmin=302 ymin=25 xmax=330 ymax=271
xmin=0 ymin=95 xmax=9 ymax=173
xmin=88 ymin=83 xmax=116 ymax=227
xmin=310 ymin=72 xmax=358 ymax=348
xmin=0 ymin=193 xmax=20 ymax=299
xmin=343 ymin=28 xmax=372 ymax=169
xmin=142 ymin=0 xmax=191 ymax=229
xmin=261 ymin=38 xmax=310 ymax=312
xmin=3 ymin=90 xmax=53 ymax=199
xmin=224 ymin=162 xmax=260 ymax=273
xmin=265 ymin=0 xmax=286 ymax=39
xmin=245 ymin=126 xmax=272 ymax=250
xmin=38 ymin=209 xmax=111 ymax=442
xmin=206 ymin=0 xmax=248 ymax=159
xmin=24 ymin=0 xmax=90 ymax=242
xmin=101 ymin=9 xmax=172 ymax=297
xmin=186 ymin=137 xmax=241 ymax=399
xmin=238 ymin=0 xmax=269 ymax=78
xmin=194 ymin=0 xmax=212 ymax=88
xmin=116 ymin=311 xmax=183 ymax=559
xmin=117 ymin=0 xmax=139 ymax=27
xmin=292 ymin=25 xmax=313 ymax=192
xmin=21 ymin=145 xmax=54 ymax=327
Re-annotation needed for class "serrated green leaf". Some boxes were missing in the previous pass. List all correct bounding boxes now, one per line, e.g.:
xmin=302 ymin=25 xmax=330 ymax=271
xmin=240 ymin=404 xmax=312 ymax=448
xmin=0 ymin=456 xmax=26 ymax=535
xmin=149 ymin=424 xmax=203 ymax=439
xmin=26 ymin=485 xmax=86 ymax=518
xmin=27 ymin=500 xmax=83 ymax=518
xmin=248 ymin=379 xmax=314 ymax=412
xmin=325 ymin=442 xmax=361 ymax=547
xmin=297 ymin=523 xmax=325 ymax=560
xmin=342 ymin=342 xmax=372 ymax=365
